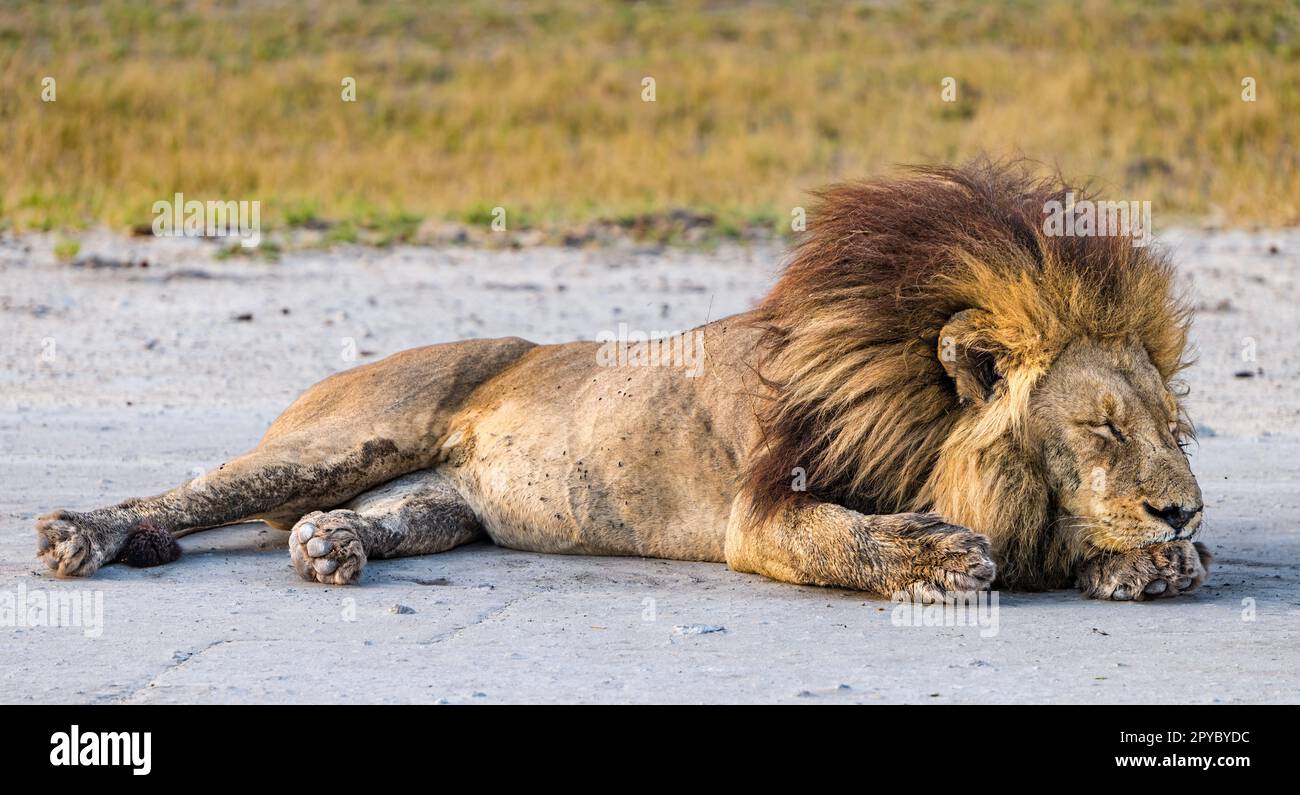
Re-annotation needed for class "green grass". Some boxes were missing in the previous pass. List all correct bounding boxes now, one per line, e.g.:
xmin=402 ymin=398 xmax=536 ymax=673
xmin=53 ymin=238 xmax=80 ymax=260
xmin=1 ymin=0 xmax=1297 ymax=236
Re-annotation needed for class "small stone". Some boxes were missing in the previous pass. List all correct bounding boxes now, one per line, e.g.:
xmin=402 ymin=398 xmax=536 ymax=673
xmin=673 ymin=624 xmax=725 ymax=636
xmin=390 ymin=604 xmax=416 ymax=615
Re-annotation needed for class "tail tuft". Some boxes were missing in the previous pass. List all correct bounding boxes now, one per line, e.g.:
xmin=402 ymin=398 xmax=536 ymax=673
xmin=118 ymin=522 xmax=182 ymax=567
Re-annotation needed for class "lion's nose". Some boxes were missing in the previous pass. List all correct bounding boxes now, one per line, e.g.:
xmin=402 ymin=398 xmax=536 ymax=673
xmin=1144 ymin=502 xmax=1201 ymax=531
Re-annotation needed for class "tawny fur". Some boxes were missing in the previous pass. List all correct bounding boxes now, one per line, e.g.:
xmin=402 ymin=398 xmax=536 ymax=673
xmin=36 ymin=160 xmax=1208 ymax=601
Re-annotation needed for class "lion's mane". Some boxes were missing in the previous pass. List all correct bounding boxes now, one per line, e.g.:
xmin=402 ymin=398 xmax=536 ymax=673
xmin=744 ymin=160 xmax=1192 ymax=586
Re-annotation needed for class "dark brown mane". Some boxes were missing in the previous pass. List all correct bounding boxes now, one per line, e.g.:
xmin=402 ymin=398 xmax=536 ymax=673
xmin=743 ymin=159 xmax=1190 ymax=530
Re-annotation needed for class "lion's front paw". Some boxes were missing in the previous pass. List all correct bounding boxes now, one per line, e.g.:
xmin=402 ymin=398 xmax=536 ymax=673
xmin=36 ymin=510 xmax=115 ymax=577
xmin=1077 ymin=539 xmax=1211 ymax=601
xmin=289 ymin=511 xmax=368 ymax=585
xmin=900 ymin=527 xmax=997 ymax=603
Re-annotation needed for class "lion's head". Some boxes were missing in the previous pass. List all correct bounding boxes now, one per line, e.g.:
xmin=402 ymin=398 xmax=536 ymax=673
xmin=1027 ymin=337 xmax=1202 ymax=548
xmin=747 ymin=160 xmax=1200 ymax=588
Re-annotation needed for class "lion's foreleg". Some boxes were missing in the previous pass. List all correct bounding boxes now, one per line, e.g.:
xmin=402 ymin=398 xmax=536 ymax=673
xmin=724 ymin=495 xmax=995 ymax=600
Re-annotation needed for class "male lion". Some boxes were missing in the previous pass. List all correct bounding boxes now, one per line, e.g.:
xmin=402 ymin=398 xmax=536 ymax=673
xmin=36 ymin=162 xmax=1209 ymax=601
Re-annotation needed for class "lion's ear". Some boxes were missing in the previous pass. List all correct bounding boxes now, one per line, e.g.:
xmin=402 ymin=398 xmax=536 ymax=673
xmin=937 ymin=309 xmax=1002 ymax=405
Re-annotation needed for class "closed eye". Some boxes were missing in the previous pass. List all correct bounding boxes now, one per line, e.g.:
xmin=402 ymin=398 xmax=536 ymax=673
xmin=1088 ymin=420 xmax=1126 ymax=443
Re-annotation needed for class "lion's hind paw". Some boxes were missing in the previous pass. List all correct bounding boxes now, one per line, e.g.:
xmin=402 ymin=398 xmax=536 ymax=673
xmin=289 ymin=511 xmax=368 ymax=585
xmin=36 ymin=510 xmax=108 ymax=578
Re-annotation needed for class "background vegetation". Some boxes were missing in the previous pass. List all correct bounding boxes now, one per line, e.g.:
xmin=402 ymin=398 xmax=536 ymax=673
xmin=1 ymin=0 xmax=1296 ymax=238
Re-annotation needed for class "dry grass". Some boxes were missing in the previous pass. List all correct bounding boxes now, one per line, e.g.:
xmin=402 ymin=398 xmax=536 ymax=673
xmin=0 ymin=0 xmax=1297 ymax=235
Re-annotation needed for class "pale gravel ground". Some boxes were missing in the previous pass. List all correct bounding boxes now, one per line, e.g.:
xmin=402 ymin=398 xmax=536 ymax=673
xmin=0 ymin=230 xmax=1297 ymax=704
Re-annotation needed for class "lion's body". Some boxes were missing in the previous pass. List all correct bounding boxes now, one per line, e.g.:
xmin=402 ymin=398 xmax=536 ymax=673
xmin=254 ymin=319 xmax=762 ymax=562
xmin=37 ymin=161 xmax=1211 ymax=601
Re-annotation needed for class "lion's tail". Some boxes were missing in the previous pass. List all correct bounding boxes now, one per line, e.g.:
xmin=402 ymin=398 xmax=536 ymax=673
xmin=117 ymin=523 xmax=183 ymax=567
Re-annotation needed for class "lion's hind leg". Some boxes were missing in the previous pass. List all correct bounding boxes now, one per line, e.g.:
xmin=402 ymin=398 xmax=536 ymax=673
xmin=36 ymin=433 xmax=426 ymax=577
xmin=288 ymin=468 xmax=483 ymax=585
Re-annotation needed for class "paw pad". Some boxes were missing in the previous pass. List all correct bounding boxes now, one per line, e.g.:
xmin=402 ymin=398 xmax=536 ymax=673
xmin=288 ymin=512 xmax=367 ymax=585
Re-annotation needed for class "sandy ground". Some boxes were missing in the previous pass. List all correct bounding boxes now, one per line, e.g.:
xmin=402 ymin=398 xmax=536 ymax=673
xmin=1 ymin=229 xmax=1297 ymax=704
